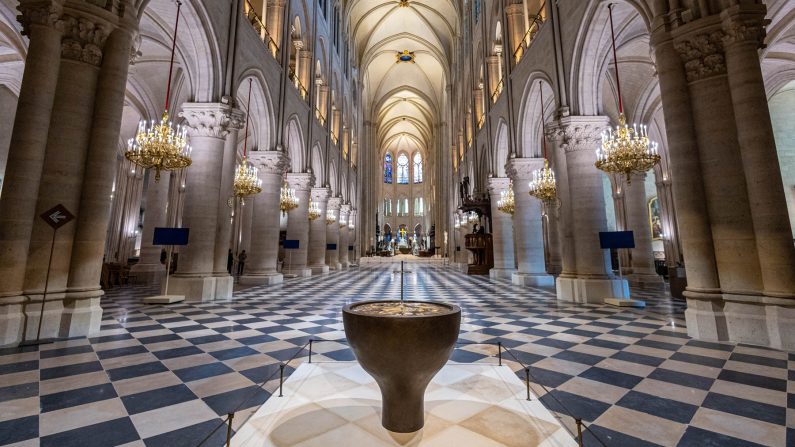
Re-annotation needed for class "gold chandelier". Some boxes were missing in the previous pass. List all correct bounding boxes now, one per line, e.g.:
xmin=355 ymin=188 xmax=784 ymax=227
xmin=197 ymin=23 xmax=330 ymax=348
xmin=234 ymin=79 xmax=262 ymax=200
xmin=595 ymin=4 xmax=660 ymax=184
xmin=339 ymin=212 xmax=348 ymax=228
xmin=528 ymin=81 xmax=557 ymax=203
xmin=325 ymin=209 xmax=337 ymax=225
xmin=308 ymin=200 xmax=321 ymax=220
xmin=497 ymin=182 xmax=515 ymax=215
xmin=280 ymin=181 xmax=299 ymax=215
xmin=124 ymin=1 xmax=191 ymax=182
xmin=466 ymin=211 xmax=479 ymax=224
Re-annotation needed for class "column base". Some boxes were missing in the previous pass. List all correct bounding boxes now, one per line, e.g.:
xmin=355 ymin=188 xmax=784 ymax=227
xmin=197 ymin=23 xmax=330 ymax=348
xmin=60 ymin=289 xmax=104 ymax=339
xmin=283 ymin=268 xmax=312 ymax=277
xmin=239 ymin=272 xmax=284 ymax=285
xmin=512 ymin=272 xmax=555 ymax=287
xmin=684 ymin=290 xmax=728 ymax=342
xmin=556 ymin=277 xmax=630 ymax=304
xmin=0 ymin=297 xmax=25 ymax=347
xmin=128 ymin=263 xmax=165 ymax=285
xmin=310 ymin=265 xmax=330 ymax=275
xmin=166 ymin=275 xmax=233 ymax=302
xmin=329 ymin=262 xmax=343 ymax=271
xmin=627 ymin=272 xmax=664 ymax=288
xmin=489 ymin=268 xmax=516 ymax=279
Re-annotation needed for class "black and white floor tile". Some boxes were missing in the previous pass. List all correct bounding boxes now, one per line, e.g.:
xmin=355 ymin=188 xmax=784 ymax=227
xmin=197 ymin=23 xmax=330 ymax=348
xmin=0 ymin=260 xmax=791 ymax=446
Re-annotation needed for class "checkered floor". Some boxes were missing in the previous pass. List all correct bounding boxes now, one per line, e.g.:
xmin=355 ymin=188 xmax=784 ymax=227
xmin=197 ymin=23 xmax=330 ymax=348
xmin=0 ymin=260 xmax=791 ymax=447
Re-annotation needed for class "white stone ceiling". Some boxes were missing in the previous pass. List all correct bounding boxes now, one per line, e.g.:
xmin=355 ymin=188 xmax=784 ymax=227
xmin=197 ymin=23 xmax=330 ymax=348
xmin=348 ymin=0 xmax=457 ymax=157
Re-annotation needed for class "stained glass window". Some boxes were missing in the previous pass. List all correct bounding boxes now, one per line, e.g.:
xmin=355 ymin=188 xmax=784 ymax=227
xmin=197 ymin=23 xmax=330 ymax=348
xmin=414 ymin=197 xmax=424 ymax=216
xmin=413 ymin=152 xmax=423 ymax=183
xmin=383 ymin=198 xmax=392 ymax=216
xmin=397 ymin=153 xmax=409 ymax=184
xmin=384 ymin=152 xmax=393 ymax=183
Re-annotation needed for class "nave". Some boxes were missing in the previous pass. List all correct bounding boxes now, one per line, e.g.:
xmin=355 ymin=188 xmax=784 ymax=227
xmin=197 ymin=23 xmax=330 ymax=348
xmin=0 ymin=260 xmax=789 ymax=447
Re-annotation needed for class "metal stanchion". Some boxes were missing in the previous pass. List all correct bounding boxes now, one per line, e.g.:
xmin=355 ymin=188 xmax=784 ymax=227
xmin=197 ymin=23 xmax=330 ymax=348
xmin=525 ymin=367 xmax=531 ymax=401
xmin=226 ymin=413 xmax=234 ymax=447
xmin=497 ymin=341 xmax=502 ymax=366
xmin=575 ymin=418 xmax=584 ymax=446
xmin=308 ymin=339 xmax=313 ymax=363
xmin=278 ymin=364 xmax=284 ymax=397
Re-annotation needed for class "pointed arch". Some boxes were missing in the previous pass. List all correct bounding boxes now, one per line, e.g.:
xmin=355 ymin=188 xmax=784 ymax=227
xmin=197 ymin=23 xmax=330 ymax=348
xmin=284 ymin=116 xmax=304 ymax=173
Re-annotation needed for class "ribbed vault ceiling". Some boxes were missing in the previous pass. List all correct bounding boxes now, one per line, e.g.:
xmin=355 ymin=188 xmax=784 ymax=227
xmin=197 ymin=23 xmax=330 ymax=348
xmin=348 ymin=0 xmax=457 ymax=157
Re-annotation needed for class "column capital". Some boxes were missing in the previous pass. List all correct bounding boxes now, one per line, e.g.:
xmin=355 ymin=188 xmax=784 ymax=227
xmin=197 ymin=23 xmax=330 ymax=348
xmin=487 ymin=176 xmax=511 ymax=195
xmin=721 ymin=7 xmax=767 ymax=49
xmin=311 ymin=187 xmax=331 ymax=202
xmin=548 ymin=115 xmax=609 ymax=153
xmin=179 ymin=103 xmax=242 ymax=139
xmin=340 ymin=203 xmax=351 ymax=216
xmin=17 ymin=0 xmax=63 ymax=36
xmin=327 ymin=197 xmax=342 ymax=211
xmin=673 ymin=28 xmax=727 ymax=83
xmin=59 ymin=12 xmax=114 ymax=66
xmin=286 ymin=172 xmax=315 ymax=191
xmin=248 ymin=150 xmax=288 ymax=175
xmin=506 ymin=157 xmax=545 ymax=181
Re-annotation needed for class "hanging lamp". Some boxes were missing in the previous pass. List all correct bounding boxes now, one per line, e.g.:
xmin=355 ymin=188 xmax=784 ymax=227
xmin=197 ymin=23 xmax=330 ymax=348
xmin=125 ymin=0 xmax=192 ymax=182
xmin=233 ymin=78 xmax=263 ymax=202
xmin=595 ymin=3 xmax=660 ymax=184
xmin=497 ymin=181 xmax=515 ymax=215
xmin=308 ymin=200 xmax=321 ymax=220
xmin=528 ymin=81 xmax=557 ymax=203
xmin=279 ymin=179 xmax=299 ymax=215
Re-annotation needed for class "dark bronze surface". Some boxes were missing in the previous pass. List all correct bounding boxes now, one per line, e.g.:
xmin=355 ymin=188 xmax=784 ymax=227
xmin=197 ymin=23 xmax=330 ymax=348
xmin=342 ymin=300 xmax=461 ymax=433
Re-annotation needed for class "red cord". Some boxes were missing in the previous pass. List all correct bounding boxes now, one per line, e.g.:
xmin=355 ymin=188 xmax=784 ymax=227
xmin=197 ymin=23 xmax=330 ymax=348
xmin=244 ymin=78 xmax=252 ymax=157
xmin=539 ymin=81 xmax=548 ymax=159
xmin=608 ymin=3 xmax=623 ymax=114
xmin=164 ymin=1 xmax=182 ymax=112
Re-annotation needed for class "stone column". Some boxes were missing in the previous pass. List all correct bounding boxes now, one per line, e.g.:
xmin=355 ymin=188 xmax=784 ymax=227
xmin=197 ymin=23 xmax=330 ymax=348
xmin=487 ymin=177 xmax=516 ymax=279
xmin=299 ymin=48 xmax=312 ymax=96
xmin=326 ymin=197 xmax=342 ymax=269
xmin=551 ymin=117 xmax=629 ymax=303
xmin=0 ymin=2 xmax=65 ymax=328
xmin=505 ymin=3 xmax=525 ymax=61
xmin=487 ymin=55 xmax=501 ymax=99
xmin=507 ymin=158 xmax=554 ymax=286
xmin=168 ymin=103 xmax=236 ymax=301
xmin=722 ymin=8 xmax=795 ymax=297
xmin=64 ymin=25 xmax=136 ymax=336
xmin=473 ymin=87 xmax=484 ymax=127
xmin=23 ymin=11 xmax=112 ymax=341
xmin=283 ymin=172 xmax=313 ymax=276
xmin=318 ymin=85 xmax=329 ymax=120
xmin=240 ymin=151 xmax=286 ymax=285
xmin=652 ymin=25 xmax=722 ymax=339
xmin=625 ymin=173 xmax=663 ymax=286
xmin=339 ymin=204 xmax=351 ymax=268
xmin=213 ymin=112 xmax=244 ymax=276
xmin=266 ymin=0 xmax=285 ymax=53
xmin=308 ymin=187 xmax=330 ymax=274
xmin=129 ymin=161 xmax=171 ymax=284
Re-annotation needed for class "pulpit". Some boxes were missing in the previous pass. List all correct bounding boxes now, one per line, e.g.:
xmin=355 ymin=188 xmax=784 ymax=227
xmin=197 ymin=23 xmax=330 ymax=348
xmin=465 ymin=233 xmax=493 ymax=275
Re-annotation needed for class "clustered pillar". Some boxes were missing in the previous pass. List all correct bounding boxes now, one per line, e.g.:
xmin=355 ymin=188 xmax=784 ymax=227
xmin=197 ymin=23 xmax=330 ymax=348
xmin=487 ymin=177 xmax=516 ymax=279
xmin=551 ymin=117 xmax=629 ymax=303
xmin=0 ymin=0 xmax=137 ymax=345
xmin=308 ymin=187 xmax=330 ymax=274
xmin=167 ymin=103 xmax=239 ymax=301
xmin=649 ymin=3 xmax=795 ymax=349
xmin=240 ymin=151 xmax=287 ymax=285
xmin=326 ymin=197 xmax=342 ymax=270
xmin=507 ymin=158 xmax=554 ymax=287
xmin=283 ymin=172 xmax=313 ymax=277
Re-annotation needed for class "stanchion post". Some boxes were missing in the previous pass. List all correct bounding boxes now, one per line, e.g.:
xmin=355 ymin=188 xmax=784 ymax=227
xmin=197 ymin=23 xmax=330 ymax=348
xmin=309 ymin=339 xmax=313 ymax=363
xmin=279 ymin=364 xmax=284 ymax=397
xmin=497 ymin=341 xmax=502 ymax=366
xmin=525 ymin=367 xmax=531 ymax=401
xmin=575 ymin=418 xmax=583 ymax=447
xmin=226 ymin=413 xmax=235 ymax=447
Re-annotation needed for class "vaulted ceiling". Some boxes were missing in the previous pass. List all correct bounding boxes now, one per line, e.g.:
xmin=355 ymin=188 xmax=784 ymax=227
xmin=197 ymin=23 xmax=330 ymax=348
xmin=348 ymin=0 xmax=458 ymax=158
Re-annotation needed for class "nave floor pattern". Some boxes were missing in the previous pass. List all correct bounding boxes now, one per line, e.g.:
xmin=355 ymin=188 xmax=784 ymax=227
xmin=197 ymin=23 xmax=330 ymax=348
xmin=0 ymin=261 xmax=791 ymax=447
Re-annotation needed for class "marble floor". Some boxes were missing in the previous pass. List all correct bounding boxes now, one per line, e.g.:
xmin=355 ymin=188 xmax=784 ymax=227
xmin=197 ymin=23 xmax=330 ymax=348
xmin=232 ymin=362 xmax=577 ymax=447
xmin=0 ymin=260 xmax=791 ymax=447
